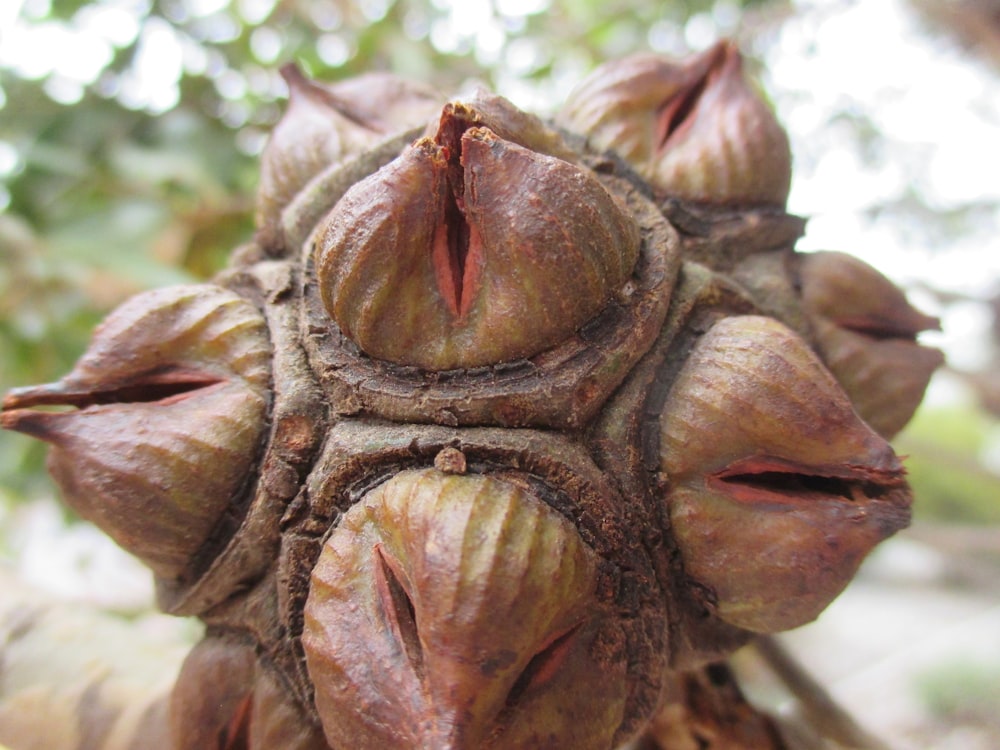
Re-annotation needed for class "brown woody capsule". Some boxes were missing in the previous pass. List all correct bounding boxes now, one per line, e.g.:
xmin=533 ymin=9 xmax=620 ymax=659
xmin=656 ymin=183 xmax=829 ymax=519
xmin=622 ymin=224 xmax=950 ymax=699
xmin=169 ymin=637 xmax=257 ymax=749
xmin=302 ymin=467 xmax=627 ymax=749
xmin=559 ymin=41 xmax=791 ymax=206
xmin=799 ymin=251 xmax=944 ymax=437
xmin=1 ymin=285 xmax=271 ymax=580
xmin=316 ymin=112 xmax=641 ymax=370
xmin=256 ymin=64 xmax=440 ymax=244
xmin=249 ymin=665 xmax=330 ymax=750
xmin=170 ymin=637 xmax=328 ymax=750
xmin=659 ymin=315 xmax=912 ymax=633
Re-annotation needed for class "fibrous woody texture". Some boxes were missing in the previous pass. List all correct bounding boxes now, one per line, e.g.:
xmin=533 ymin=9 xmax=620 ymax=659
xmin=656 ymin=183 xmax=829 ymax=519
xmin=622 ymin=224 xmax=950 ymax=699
xmin=1 ymin=38 xmax=941 ymax=750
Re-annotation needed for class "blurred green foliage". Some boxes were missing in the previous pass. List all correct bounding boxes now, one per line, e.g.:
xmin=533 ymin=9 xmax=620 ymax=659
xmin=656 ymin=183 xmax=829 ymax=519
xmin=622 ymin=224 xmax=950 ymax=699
xmin=916 ymin=658 xmax=1000 ymax=735
xmin=898 ymin=403 xmax=1000 ymax=525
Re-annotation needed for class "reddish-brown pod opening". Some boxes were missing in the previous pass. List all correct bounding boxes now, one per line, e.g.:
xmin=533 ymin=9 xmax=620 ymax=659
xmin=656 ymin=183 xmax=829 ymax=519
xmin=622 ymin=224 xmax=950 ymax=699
xmin=559 ymin=40 xmax=792 ymax=207
xmin=303 ymin=464 xmax=628 ymax=749
xmin=316 ymin=99 xmax=641 ymax=370
xmin=1 ymin=285 xmax=271 ymax=581
xmin=799 ymin=250 xmax=944 ymax=438
xmin=658 ymin=315 xmax=912 ymax=633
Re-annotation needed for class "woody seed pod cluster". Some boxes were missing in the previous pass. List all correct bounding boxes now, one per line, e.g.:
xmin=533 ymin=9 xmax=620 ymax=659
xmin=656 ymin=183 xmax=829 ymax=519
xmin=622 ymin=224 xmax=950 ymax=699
xmin=1 ymin=40 xmax=941 ymax=750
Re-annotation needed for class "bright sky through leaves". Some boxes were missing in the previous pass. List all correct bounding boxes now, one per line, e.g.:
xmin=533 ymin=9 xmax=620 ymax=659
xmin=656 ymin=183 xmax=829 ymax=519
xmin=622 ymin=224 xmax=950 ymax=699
xmin=0 ymin=0 xmax=998 ymax=375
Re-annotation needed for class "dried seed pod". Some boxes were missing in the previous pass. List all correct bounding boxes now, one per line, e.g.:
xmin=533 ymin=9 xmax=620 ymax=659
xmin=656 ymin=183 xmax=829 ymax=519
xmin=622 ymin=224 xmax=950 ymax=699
xmin=301 ymin=156 xmax=677 ymax=428
xmin=430 ymin=88 xmax=579 ymax=162
xmin=303 ymin=466 xmax=627 ymax=749
xmin=316 ymin=115 xmax=641 ymax=370
xmin=169 ymin=637 xmax=257 ymax=749
xmin=799 ymin=251 xmax=944 ymax=437
xmin=249 ymin=665 xmax=330 ymax=750
xmin=1 ymin=285 xmax=271 ymax=580
xmin=559 ymin=41 xmax=791 ymax=206
xmin=256 ymin=65 xmax=441 ymax=245
xmin=658 ymin=315 xmax=912 ymax=633
xmin=559 ymin=46 xmax=721 ymax=170
xmin=170 ymin=637 xmax=328 ymax=750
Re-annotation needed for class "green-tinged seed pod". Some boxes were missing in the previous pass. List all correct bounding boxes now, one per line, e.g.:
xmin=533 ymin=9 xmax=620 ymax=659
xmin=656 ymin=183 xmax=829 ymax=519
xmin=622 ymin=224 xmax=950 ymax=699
xmin=303 ymin=466 xmax=627 ymax=749
xmin=659 ymin=316 xmax=912 ymax=633
xmin=799 ymin=251 xmax=944 ymax=437
xmin=1 ymin=285 xmax=271 ymax=581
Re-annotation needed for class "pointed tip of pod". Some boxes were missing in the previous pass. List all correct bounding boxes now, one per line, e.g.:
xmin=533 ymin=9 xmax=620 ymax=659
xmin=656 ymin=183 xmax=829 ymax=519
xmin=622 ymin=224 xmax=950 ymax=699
xmin=1 ymin=403 xmax=62 ymax=443
xmin=3 ymin=381 xmax=68 ymax=411
xmin=800 ymin=251 xmax=941 ymax=336
xmin=278 ymin=61 xmax=309 ymax=90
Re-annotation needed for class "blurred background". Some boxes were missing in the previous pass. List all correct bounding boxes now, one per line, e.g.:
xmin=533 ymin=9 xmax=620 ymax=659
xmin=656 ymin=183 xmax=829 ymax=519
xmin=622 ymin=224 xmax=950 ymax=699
xmin=1 ymin=0 xmax=998 ymax=747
